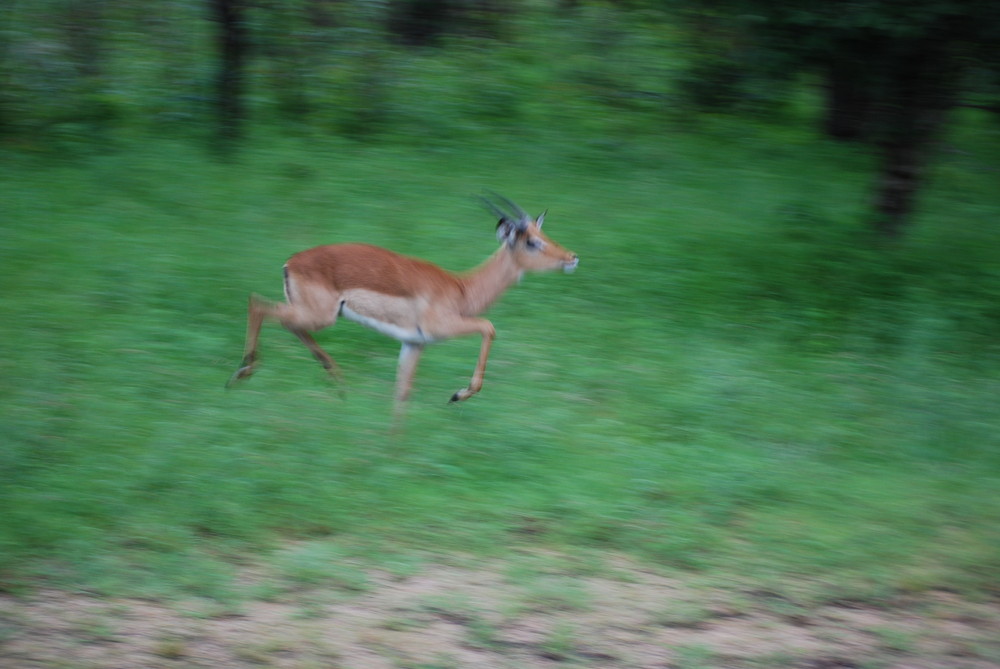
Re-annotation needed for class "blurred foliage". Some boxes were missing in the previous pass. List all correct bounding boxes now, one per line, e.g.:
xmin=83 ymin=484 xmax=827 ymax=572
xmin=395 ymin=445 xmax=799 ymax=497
xmin=1 ymin=0 xmax=997 ymax=138
xmin=0 ymin=1 xmax=705 ymax=144
xmin=3 ymin=1 xmax=997 ymax=234
xmin=666 ymin=0 xmax=1000 ymax=234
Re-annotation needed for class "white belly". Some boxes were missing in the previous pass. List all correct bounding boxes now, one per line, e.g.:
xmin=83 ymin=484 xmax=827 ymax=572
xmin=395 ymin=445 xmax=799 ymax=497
xmin=339 ymin=291 xmax=435 ymax=344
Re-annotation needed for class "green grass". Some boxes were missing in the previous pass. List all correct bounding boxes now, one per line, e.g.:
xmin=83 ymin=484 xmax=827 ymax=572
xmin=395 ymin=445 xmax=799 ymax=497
xmin=1 ymin=109 xmax=999 ymax=601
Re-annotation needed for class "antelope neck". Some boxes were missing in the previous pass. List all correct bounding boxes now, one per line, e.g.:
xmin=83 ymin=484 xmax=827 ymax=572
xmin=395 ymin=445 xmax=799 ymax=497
xmin=458 ymin=247 xmax=523 ymax=316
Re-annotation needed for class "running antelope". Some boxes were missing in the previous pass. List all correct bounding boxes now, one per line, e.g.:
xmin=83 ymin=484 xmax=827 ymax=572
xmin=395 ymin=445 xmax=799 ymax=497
xmin=227 ymin=194 xmax=579 ymax=411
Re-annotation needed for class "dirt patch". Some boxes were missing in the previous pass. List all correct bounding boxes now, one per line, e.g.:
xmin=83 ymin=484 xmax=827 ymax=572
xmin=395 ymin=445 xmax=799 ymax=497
xmin=2 ymin=553 xmax=999 ymax=668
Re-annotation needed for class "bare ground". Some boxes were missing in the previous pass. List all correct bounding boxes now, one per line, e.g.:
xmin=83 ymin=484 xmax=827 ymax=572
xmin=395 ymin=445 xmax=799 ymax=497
xmin=2 ymin=553 xmax=998 ymax=669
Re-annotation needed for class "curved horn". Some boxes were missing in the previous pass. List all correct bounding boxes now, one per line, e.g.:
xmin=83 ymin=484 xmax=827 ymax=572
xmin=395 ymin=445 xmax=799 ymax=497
xmin=484 ymin=190 xmax=529 ymax=223
xmin=478 ymin=194 xmax=511 ymax=222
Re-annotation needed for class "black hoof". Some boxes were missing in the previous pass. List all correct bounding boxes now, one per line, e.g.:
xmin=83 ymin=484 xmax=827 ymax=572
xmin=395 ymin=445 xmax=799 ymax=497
xmin=449 ymin=392 xmax=460 ymax=403
xmin=226 ymin=366 xmax=252 ymax=388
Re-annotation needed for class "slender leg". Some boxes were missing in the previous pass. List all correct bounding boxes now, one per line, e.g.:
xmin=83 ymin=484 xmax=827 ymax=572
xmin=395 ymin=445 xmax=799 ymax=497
xmin=227 ymin=294 xmax=268 ymax=387
xmin=419 ymin=316 xmax=495 ymax=403
xmin=449 ymin=321 xmax=495 ymax=402
xmin=395 ymin=343 xmax=424 ymax=403
xmin=290 ymin=327 xmax=343 ymax=382
xmin=393 ymin=342 xmax=424 ymax=426
xmin=228 ymin=290 xmax=342 ymax=387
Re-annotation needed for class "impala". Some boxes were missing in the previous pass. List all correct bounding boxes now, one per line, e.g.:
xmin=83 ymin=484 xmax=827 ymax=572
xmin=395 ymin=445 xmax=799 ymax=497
xmin=227 ymin=193 xmax=579 ymax=411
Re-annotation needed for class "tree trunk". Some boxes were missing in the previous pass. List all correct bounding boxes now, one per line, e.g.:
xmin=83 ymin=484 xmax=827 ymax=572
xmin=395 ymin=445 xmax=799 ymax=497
xmin=822 ymin=53 xmax=877 ymax=141
xmin=869 ymin=38 xmax=961 ymax=239
xmin=212 ymin=0 xmax=248 ymax=148
xmin=872 ymin=140 xmax=924 ymax=239
xmin=388 ymin=0 xmax=454 ymax=46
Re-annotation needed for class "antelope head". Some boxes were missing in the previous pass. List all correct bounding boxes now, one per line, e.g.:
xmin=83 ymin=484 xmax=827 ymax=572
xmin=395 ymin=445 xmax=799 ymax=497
xmin=480 ymin=192 xmax=579 ymax=274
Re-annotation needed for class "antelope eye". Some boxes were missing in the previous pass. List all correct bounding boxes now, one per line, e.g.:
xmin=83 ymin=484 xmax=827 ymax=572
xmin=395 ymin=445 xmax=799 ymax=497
xmin=525 ymin=237 xmax=543 ymax=250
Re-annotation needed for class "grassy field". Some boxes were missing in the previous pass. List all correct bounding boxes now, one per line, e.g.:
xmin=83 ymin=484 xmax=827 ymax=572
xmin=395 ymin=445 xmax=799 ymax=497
xmin=2 ymin=106 xmax=999 ymax=608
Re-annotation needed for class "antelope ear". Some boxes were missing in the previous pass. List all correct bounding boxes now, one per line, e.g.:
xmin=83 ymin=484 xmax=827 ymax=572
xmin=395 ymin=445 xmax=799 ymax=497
xmin=536 ymin=210 xmax=547 ymax=228
xmin=497 ymin=219 xmax=519 ymax=246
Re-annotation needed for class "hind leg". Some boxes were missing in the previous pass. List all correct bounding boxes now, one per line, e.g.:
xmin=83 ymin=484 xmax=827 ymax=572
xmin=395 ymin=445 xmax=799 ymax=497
xmin=278 ymin=281 xmax=342 ymax=378
xmin=289 ymin=327 xmax=343 ymax=382
xmin=227 ymin=294 xmax=271 ymax=387
xmin=228 ymin=279 xmax=344 ymax=387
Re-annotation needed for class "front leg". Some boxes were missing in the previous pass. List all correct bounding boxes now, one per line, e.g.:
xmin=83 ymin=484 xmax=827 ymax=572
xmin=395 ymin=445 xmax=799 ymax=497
xmin=421 ymin=313 xmax=497 ymax=403
xmin=446 ymin=318 xmax=496 ymax=403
